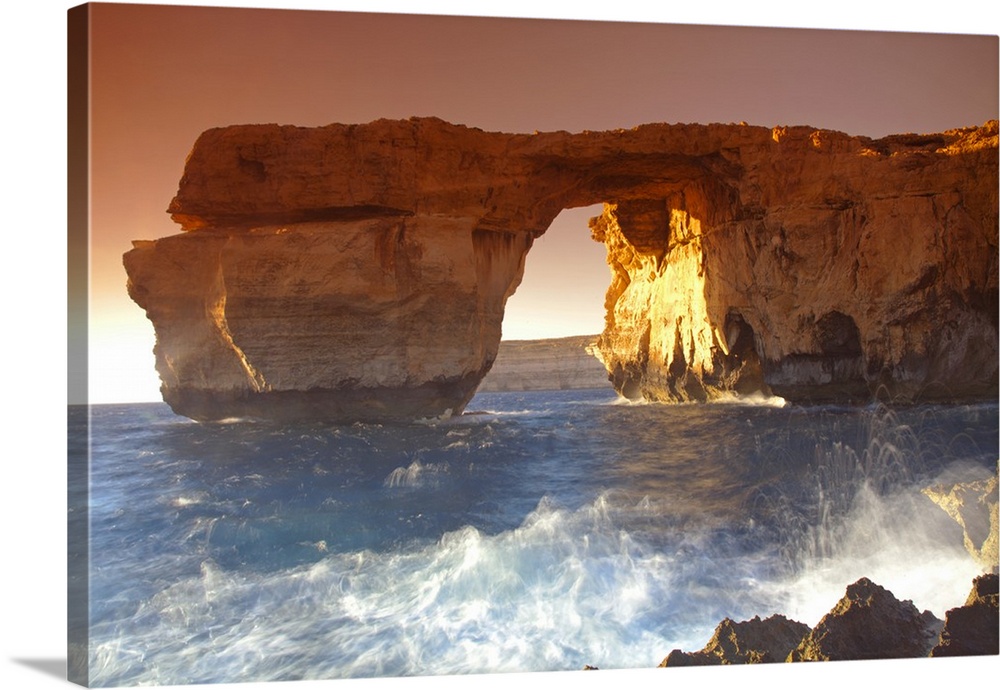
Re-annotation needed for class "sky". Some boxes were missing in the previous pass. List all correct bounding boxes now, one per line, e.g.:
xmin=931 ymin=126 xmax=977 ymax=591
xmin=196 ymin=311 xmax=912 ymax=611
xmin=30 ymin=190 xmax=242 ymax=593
xmin=0 ymin=2 xmax=997 ymax=690
xmin=78 ymin=2 xmax=999 ymax=404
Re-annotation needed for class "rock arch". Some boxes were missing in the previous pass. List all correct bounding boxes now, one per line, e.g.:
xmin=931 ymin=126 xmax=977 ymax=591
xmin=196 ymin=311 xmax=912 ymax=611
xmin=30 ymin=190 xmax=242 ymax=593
xmin=124 ymin=117 xmax=999 ymax=421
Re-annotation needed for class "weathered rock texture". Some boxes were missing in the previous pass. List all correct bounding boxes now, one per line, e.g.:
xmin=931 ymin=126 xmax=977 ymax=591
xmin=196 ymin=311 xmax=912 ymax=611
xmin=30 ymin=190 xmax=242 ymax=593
xmin=477 ymin=335 xmax=609 ymax=392
xmin=788 ymin=577 xmax=942 ymax=661
xmin=660 ymin=614 xmax=810 ymax=666
xmin=930 ymin=573 xmax=999 ymax=657
xmin=660 ymin=576 xmax=997 ymax=667
xmin=923 ymin=475 xmax=999 ymax=572
xmin=124 ymin=117 xmax=998 ymax=422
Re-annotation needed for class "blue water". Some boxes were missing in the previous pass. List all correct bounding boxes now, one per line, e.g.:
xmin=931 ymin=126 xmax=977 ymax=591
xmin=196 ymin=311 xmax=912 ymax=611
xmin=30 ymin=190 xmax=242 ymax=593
xmin=71 ymin=389 xmax=998 ymax=686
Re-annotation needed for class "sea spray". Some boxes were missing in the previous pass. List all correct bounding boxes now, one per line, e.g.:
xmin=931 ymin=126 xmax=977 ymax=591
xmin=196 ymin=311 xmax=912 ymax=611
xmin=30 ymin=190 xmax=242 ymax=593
xmin=83 ymin=392 xmax=998 ymax=686
xmin=90 ymin=493 xmax=769 ymax=685
xmin=759 ymin=404 xmax=992 ymax=625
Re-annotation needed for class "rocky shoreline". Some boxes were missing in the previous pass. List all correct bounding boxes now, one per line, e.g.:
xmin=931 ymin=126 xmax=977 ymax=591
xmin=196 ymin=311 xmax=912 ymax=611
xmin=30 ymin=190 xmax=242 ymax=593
xmin=654 ymin=475 xmax=999 ymax=667
xmin=659 ymin=573 xmax=996 ymax=666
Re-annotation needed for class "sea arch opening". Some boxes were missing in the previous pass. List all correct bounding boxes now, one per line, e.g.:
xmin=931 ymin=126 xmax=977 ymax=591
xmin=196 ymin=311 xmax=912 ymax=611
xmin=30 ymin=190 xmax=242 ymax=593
xmin=493 ymin=169 xmax=773 ymax=403
xmin=501 ymin=203 xmax=608 ymax=342
xmin=479 ymin=204 xmax=613 ymax=394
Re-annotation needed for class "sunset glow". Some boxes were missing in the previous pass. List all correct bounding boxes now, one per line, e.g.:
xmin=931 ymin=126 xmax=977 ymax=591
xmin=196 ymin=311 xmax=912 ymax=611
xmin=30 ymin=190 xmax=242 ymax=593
xmin=80 ymin=2 xmax=998 ymax=405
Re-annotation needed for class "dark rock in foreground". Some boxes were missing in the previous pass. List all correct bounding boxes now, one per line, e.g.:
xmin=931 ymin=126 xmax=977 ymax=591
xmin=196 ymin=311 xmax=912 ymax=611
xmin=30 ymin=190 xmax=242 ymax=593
xmin=931 ymin=573 xmax=999 ymax=657
xmin=788 ymin=577 xmax=942 ymax=661
xmin=662 ymin=577 xmax=965 ymax=668
xmin=660 ymin=614 xmax=809 ymax=666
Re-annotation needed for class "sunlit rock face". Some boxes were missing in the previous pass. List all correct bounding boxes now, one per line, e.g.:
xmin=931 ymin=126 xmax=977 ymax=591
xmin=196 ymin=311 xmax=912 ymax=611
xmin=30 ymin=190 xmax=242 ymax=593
xmin=124 ymin=117 xmax=998 ymax=422
xmin=593 ymin=124 xmax=999 ymax=404
xmin=922 ymin=476 xmax=999 ymax=572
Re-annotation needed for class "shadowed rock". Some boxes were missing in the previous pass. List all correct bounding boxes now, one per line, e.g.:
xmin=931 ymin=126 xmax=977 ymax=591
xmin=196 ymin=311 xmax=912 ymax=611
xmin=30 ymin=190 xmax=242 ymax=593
xmin=788 ymin=577 xmax=942 ymax=661
xmin=930 ymin=573 xmax=999 ymax=657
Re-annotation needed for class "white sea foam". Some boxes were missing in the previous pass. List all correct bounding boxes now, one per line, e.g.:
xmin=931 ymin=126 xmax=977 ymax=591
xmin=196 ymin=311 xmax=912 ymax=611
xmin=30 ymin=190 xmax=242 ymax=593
xmin=708 ymin=391 xmax=789 ymax=408
xmin=88 ymin=468 xmax=992 ymax=688
xmin=88 ymin=495 xmax=719 ymax=685
xmin=384 ymin=460 xmax=450 ymax=488
xmin=84 ymin=396 xmax=997 ymax=687
xmin=771 ymin=477 xmax=982 ymax=626
xmin=463 ymin=408 xmax=543 ymax=417
xmin=607 ymin=395 xmax=650 ymax=407
xmin=171 ymin=495 xmax=204 ymax=508
xmin=608 ymin=392 xmax=788 ymax=408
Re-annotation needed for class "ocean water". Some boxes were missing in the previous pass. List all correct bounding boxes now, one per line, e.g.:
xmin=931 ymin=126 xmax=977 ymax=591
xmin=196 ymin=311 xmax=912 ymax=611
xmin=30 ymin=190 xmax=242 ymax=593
xmin=70 ymin=389 xmax=998 ymax=686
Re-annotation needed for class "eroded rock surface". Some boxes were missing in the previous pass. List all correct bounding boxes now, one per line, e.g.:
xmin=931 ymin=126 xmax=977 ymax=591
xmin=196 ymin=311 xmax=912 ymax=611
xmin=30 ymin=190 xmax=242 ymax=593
xmin=124 ymin=117 xmax=998 ymax=422
xmin=930 ymin=573 xmax=999 ymax=657
xmin=788 ymin=577 xmax=942 ymax=661
xmin=659 ymin=576 xmax=996 ymax=667
xmin=660 ymin=614 xmax=809 ymax=666
xmin=923 ymin=475 xmax=999 ymax=572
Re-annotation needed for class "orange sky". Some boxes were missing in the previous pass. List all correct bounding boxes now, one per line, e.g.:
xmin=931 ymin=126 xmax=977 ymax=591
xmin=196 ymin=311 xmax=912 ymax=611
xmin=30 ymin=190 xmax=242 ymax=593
xmin=80 ymin=1 xmax=999 ymax=404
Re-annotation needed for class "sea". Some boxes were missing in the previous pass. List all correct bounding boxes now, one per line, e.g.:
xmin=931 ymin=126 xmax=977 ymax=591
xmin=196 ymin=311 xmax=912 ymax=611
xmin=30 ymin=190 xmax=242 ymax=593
xmin=68 ymin=388 xmax=998 ymax=687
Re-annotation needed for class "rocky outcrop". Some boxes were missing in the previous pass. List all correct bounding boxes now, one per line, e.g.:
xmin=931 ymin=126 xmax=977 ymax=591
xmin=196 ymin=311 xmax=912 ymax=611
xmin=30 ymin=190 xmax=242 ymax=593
xmin=591 ymin=127 xmax=999 ymax=405
xmin=124 ymin=117 xmax=998 ymax=422
xmin=922 ymin=476 xmax=999 ymax=572
xmin=930 ymin=573 xmax=999 ymax=657
xmin=788 ymin=577 xmax=942 ymax=661
xmin=477 ymin=336 xmax=609 ymax=392
xmin=662 ymin=578 xmax=953 ymax=667
xmin=660 ymin=615 xmax=809 ymax=666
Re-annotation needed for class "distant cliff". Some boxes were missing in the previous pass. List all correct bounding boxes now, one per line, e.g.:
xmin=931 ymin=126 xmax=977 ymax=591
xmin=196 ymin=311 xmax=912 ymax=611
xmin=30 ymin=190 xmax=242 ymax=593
xmin=478 ymin=336 xmax=610 ymax=392
xmin=124 ymin=117 xmax=998 ymax=422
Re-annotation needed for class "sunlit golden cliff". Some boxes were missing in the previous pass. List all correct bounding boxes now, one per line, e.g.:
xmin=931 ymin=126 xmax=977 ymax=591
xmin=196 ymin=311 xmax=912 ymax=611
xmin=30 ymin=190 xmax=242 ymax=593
xmin=124 ymin=118 xmax=998 ymax=421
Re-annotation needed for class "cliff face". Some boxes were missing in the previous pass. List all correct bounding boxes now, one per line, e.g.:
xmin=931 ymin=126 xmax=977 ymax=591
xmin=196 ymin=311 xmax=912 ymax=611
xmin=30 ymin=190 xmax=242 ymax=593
xmin=592 ymin=125 xmax=999 ymax=403
xmin=124 ymin=117 xmax=998 ymax=421
xmin=477 ymin=336 xmax=609 ymax=393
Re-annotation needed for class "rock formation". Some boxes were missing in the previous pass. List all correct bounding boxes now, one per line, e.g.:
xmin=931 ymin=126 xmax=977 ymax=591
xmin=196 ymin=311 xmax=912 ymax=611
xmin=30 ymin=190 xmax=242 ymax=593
xmin=662 ymin=577 xmax=954 ymax=667
xmin=930 ymin=573 xmax=999 ymax=657
xmin=477 ymin=335 xmax=609 ymax=392
xmin=922 ymin=475 xmax=999 ymax=572
xmin=788 ymin=577 xmax=942 ymax=661
xmin=124 ymin=117 xmax=998 ymax=422
xmin=659 ymin=614 xmax=810 ymax=665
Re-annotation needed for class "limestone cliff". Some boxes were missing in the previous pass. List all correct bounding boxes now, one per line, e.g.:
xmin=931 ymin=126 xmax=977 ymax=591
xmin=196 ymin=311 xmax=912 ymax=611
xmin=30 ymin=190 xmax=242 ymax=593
xmin=477 ymin=336 xmax=610 ymax=392
xmin=124 ymin=117 xmax=998 ymax=422
xmin=922 ymin=476 xmax=999 ymax=572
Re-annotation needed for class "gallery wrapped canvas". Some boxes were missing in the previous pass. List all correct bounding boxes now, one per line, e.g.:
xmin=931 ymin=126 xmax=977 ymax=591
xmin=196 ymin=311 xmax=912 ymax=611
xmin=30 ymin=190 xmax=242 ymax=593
xmin=64 ymin=2 xmax=998 ymax=689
